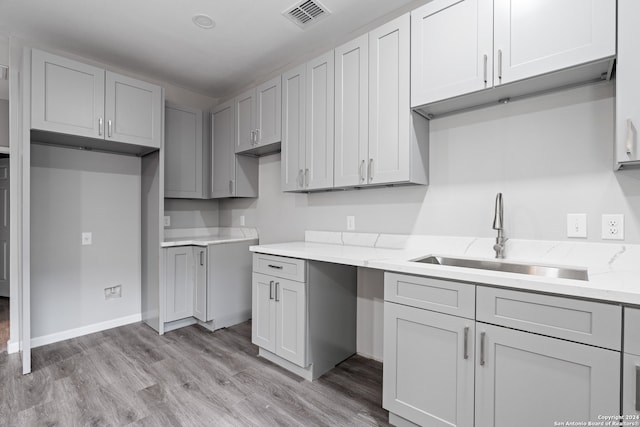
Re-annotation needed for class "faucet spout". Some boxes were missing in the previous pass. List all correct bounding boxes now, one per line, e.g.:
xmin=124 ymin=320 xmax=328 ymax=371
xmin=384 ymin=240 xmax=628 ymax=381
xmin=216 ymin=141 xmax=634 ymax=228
xmin=492 ymin=193 xmax=507 ymax=258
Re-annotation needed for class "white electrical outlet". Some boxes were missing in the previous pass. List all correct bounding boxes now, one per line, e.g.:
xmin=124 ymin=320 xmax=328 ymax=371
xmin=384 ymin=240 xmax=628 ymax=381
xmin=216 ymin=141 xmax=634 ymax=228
xmin=601 ymin=214 xmax=624 ymax=240
xmin=164 ymin=216 xmax=171 ymax=227
xmin=347 ymin=216 xmax=356 ymax=231
xmin=105 ymin=285 xmax=122 ymax=300
xmin=81 ymin=232 xmax=92 ymax=245
xmin=567 ymin=214 xmax=587 ymax=238
xmin=240 ymin=215 xmax=246 ymax=226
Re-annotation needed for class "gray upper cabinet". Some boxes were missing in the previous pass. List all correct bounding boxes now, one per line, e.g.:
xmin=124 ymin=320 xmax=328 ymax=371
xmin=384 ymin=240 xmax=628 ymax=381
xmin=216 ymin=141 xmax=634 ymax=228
xmin=31 ymin=49 xmax=105 ymax=139
xmin=212 ymin=100 xmax=258 ymax=198
xmin=164 ymin=103 xmax=208 ymax=199
xmin=281 ymin=64 xmax=306 ymax=192
xmin=234 ymin=75 xmax=282 ymax=155
xmin=31 ymin=48 xmax=162 ymax=152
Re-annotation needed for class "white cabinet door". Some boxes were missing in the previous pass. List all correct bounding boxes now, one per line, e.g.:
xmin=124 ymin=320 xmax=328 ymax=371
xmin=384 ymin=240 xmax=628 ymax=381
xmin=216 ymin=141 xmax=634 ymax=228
xmin=383 ymin=302 xmax=475 ymax=427
xmin=281 ymin=65 xmax=306 ymax=192
xmin=616 ymin=0 xmax=640 ymax=166
xmin=31 ymin=49 xmax=105 ymax=139
xmin=105 ymin=71 xmax=162 ymax=148
xmin=369 ymin=13 xmax=412 ymax=185
xmin=193 ymin=248 xmax=207 ymax=322
xmin=475 ymin=323 xmax=620 ymax=427
xmin=164 ymin=103 xmax=203 ymax=198
xmin=334 ymin=34 xmax=368 ymax=188
xmin=411 ymin=0 xmax=493 ymax=107
xmin=252 ymin=273 xmax=277 ymax=353
xmin=234 ymin=88 xmax=255 ymax=153
xmin=275 ymin=278 xmax=307 ymax=367
xmin=165 ymin=247 xmax=194 ymax=323
xmin=305 ymin=51 xmax=335 ymax=190
xmin=212 ymin=100 xmax=236 ymax=198
xmin=494 ymin=0 xmax=615 ymax=86
xmin=256 ymin=76 xmax=281 ymax=146
xmin=624 ymin=353 xmax=640 ymax=417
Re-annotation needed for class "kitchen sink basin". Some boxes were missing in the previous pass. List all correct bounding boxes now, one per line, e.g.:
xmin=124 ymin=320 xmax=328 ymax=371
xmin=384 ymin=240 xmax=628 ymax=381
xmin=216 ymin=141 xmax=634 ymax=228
xmin=413 ymin=255 xmax=589 ymax=281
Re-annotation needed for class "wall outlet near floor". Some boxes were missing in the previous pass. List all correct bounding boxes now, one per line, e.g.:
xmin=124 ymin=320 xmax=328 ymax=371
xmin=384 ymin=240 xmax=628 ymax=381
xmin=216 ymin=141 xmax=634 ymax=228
xmin=164 ymin=216 xmax=171 ymax=227
xmin=347 ymin=216 xmax=356 ymax=231
xmin=105 ymin=285 xmax=122 ymax=300
xmin=566 ymin=213 xmax=587 ymax=238
xmin=81 ymin=232 xmax=92 ymax=245
xmin=601 ymin=214 xmax=624 ymax=240
xmin=240 ymin=215 xmax=246 ymax=226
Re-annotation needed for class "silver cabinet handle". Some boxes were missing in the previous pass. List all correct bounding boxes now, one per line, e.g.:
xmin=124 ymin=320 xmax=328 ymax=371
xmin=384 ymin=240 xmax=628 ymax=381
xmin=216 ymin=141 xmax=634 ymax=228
xmin=636 ymin=365 xmax=640 ymax=411
xmin=267 ymin=264 xmax=283 ymax=270
xmin=627 ymin=119 xmax=635 ymax=156
xmin=305 ymin=168 xmax=309 ymax=188
xmin=483 ymin=54 xmax=488 ymax=85
xmin=480 ymin=332 xmax=486 ymax=366
xmin=497 ymin=49 xmax=503 ymax=82
xmin=269 ymin=281 xmax=274 ymax=300
xmin=199 ymin=251 xmax=204 ymax=266
xmin=297 ymin=169 xmax=303 ymax=188
xmin=359 ymin=160 xmax=365 ymax=183
xmin=255 ymin=129 xmax=260 ymax=144
xmin=107 ymin=119 xmax=113 ymax=137
xmin=98 ymin=117 xmax=103 ymax=136
xmin=249 ymin=130 xmax=255 ymax=145
xmin=275 ymin=282 xmax=280 ymax=302
xmin=368 ymin=159 xmax=374 ymax=182
xmin=463 ymin=327 xmax=469 ymax=360
xmin=229 ymin=180 xmax=234 ymax=195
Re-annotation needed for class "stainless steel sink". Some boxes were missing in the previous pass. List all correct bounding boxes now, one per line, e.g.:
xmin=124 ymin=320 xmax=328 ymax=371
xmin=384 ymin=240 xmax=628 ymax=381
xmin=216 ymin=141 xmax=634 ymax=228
xmin=413 ymin=255 xmax=589 ymax=281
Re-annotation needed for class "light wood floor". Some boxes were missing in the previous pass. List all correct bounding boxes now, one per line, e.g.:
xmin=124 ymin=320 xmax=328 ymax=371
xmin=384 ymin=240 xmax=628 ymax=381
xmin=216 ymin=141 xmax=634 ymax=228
xmin=0 ymin=297 xmax=8 ymax=353
xmin=0 ymin=320 xmax=390 ymax=426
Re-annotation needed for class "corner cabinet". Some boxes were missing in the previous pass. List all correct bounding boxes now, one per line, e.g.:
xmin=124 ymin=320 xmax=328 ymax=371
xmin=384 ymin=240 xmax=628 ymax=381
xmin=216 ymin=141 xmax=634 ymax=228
xmin=616 ymin=0 xmax=640 ymax=168
xmin=31 ymin=49 xmax=162 ymax=151
xmin=234 ymin=76 xmax=282 ymax=155
xmin=411 ymin=0 xmax=616 ymax=115
xmin=251 ymin=253 xmax=356 ymax=380
xmin=211 ymin=100 xmax=258 ymax=198
xmin=383 ymin=273 xmax=622 ymax=427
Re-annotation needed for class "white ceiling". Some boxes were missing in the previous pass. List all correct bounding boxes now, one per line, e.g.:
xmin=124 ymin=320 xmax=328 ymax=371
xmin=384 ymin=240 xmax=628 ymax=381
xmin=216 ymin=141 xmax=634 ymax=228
xmin=0 ymin=0 xmax=423 ymax=99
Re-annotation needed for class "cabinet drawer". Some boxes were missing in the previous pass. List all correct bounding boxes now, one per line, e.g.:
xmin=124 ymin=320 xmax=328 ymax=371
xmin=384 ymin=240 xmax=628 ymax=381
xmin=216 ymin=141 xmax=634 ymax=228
xmin=253 ymin=253 xmax=306 ymax=282
xmin=625 ymin=307 xmax=640 ymax=356
xmin=477 ymin=287 xmax=621 ymax=350
xmin=384 ymin=273 xmax=475 ymax=319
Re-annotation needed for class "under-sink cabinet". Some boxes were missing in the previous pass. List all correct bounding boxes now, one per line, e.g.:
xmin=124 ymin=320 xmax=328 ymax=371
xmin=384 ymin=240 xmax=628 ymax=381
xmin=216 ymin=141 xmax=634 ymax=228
xmin=31 ymin=48 xmax=162 ymax=152
xmin=410 ymin=0 xmax=616 ymax=116
xmin=624 ymin=307 xmax=640 ymax=416
xmin=251 ymin=253 xmax=356 ymax=380
xmin=383 ymin=273 xmax=622 ymax=427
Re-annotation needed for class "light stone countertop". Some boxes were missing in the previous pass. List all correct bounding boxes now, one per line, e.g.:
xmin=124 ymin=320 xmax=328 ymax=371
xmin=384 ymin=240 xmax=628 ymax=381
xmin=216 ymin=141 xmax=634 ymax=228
xmin=250 ymin=231 xmax=640 ymax=306
xmin=162 ymin=227 xmax=258 ymax=248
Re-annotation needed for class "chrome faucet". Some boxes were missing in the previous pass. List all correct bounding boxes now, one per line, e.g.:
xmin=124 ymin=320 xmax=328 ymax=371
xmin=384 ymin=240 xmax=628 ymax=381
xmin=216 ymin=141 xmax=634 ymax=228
xmin=492 ymin=192 xmax=507 ymax=259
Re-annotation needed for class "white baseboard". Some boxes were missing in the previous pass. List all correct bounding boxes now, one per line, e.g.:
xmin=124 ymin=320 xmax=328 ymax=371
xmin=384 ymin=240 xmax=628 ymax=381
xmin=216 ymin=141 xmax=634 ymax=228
xmin=7 ymin=340 xmax=19 ymax=354
xmin=30 ymin=313 xmax=142 ymax=349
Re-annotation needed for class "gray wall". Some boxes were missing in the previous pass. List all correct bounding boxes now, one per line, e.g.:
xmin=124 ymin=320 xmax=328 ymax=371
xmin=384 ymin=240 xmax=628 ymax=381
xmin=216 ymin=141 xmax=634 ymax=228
xmin=220 ymin=82 xmax=640 ymax=245
xmin=0 ymin=99 xmax=8 ymax=147
xmin=30 ymin=144 xmax=141 ymax=338
xmin=164 ymin=198 xmax=219 ymax=229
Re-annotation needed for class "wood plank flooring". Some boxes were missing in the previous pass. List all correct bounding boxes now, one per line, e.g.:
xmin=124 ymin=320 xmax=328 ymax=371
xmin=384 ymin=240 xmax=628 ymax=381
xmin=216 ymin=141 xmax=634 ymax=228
xmin=0 ymin=297 xmax=8 ymax=353
xmin=0 ymin=321 xmax=390 ymax=426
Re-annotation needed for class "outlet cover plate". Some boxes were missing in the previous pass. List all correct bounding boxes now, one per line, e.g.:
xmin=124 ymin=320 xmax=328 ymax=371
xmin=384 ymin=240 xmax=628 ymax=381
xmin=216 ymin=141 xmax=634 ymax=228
xmin=601 ymin=214 xmax=624 ymax=240
xmin=347 ymin=216 xmax=355 ymax=231
xmin=82 ymin=232 xmax=92 ymax=245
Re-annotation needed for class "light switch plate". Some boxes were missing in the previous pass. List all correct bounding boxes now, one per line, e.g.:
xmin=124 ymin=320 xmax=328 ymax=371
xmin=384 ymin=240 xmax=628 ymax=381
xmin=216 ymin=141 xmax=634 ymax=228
xmin=81 ymin=232 xmax=92 ymax=245
xmin=164 ymin=216 xmax=171 ymax=227
xmin=567 ymin=214 xmax=587 ymax=238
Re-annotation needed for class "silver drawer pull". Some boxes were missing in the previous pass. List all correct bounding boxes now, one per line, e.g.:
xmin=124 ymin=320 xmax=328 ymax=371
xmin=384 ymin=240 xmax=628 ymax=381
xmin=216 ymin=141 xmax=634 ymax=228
xmin=480 ymin=332 xmax=486 ymax=366
xmin=267 ymin=264 xmax=283 ymax=270
xmin=463 ymin=327 xmax=469 ymax=360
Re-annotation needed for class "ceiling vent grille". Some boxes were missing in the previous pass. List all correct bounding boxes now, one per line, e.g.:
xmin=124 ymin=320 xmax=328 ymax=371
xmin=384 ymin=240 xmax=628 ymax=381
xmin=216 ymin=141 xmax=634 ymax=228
xmin=284 ymin=0 xmax=330 ymax=29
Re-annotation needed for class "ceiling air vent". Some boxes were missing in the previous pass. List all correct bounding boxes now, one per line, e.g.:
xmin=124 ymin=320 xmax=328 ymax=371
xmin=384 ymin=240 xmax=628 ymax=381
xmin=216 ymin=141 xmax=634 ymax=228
xmin=284 ymin=0 xmax=330 ymax=29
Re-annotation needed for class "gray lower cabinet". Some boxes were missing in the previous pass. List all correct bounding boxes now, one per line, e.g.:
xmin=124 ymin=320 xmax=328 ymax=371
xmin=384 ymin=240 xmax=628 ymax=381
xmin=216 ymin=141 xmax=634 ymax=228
xmin=31 ymin=48 xmax=162 ymax=151
xmin=251 ymin=253 xmax=356 ymax=380
xmin=211 ymin=100 xmax=258 ymax=198
xmin=384 ymin=273 xmax=622 ymax=427
xmin=624 ymin=307 xmax=640 ymax=416
xmin=165 ymin=103 xmax=210 ymax=199
xmin=164 ymin=246 xmax=196 ymax=323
